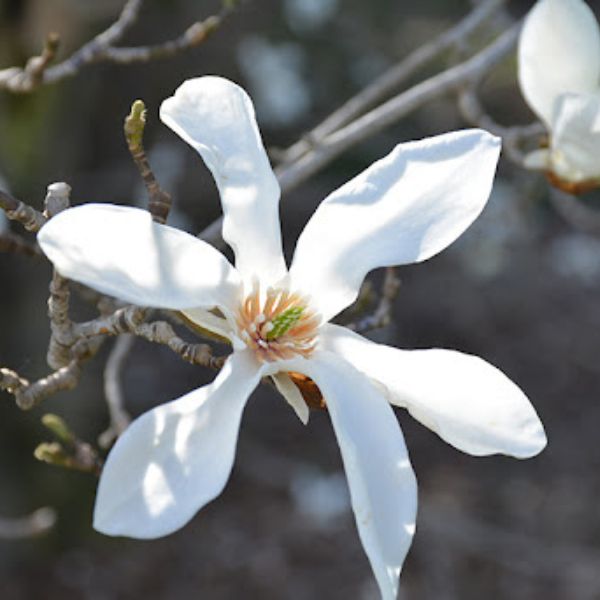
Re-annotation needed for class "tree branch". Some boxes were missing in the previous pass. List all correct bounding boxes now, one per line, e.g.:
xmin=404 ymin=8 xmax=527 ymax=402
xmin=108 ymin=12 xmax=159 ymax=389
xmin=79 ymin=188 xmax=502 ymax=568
xmin=99 ymin=334 xmax=134 ymax=448
xmin=0 ymin=508 xmax=56 ymax=539
xmin=346 ymin=268 xmax=401 ymax=333
xmin=457 ymin=83 xmax=545 ymax=166
xmin=200 ymin=23 xmax=522 ymax=247
xmin=0 ymin=0 xmax=226 ymax=93
xmin=281 ymin=0 xmax=507 ymax=165
xmin=0 ymin=189 xmax=46 ymax=232
xmin=124 ymin=100 xmax=172 ymax=224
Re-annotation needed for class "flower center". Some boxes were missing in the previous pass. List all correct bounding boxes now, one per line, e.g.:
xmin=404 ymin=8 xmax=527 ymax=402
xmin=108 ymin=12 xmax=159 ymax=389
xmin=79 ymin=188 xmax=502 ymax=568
xmin=236 ymin=284 xmax=320 ymax=362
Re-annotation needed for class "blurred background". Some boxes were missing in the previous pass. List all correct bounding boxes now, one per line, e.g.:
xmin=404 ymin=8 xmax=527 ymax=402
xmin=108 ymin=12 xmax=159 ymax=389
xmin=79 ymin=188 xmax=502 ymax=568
xmin=1 ymin=0 xmax=600 ymax=598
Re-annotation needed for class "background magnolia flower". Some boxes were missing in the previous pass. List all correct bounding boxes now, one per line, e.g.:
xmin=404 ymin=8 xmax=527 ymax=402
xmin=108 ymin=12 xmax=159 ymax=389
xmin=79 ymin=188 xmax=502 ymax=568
xmin=518 ymin=0 xmax=600 ymax=186
xmin=37 ymin=77 xmax=546 ymax=600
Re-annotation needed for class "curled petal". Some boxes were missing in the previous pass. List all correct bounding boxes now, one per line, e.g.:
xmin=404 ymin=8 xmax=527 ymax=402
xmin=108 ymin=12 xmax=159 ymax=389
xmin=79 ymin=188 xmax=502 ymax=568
xmin=160 ymin=77 xmax=287 ymax=287
xmin=38 ymin=204 xmax=241 ymax=312
xmin=275 ymin=352 xmax=417 ymax=600
xmin=181 ymin=307 xmax=235 ymax=341
xmin=272 ymin=372 xmax=310 ymax=425
xmin=321 ymin=324 xmax=547 ymax=458
xmin=289 ymin=130 xmax=500 ymax=321
xmin=518 ymin=0 xmax=600 ymax=126
xmin=93 ymin=350 xmax=263 ymax=538
xmin=550 ymin=93 xmax=600 ymax=182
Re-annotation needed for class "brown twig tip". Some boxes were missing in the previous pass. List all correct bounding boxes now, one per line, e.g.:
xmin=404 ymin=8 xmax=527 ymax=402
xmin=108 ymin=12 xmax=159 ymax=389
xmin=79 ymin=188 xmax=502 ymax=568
xmin=27 ymin=31 xmax=61 ymax=74
xmin=186 ymin=16 xmax=221 ymax=45
xmin=347 ymin=267 xmax=401 ymax=333
xmin=124 ymin=99 xmax=173 ymax=224
xmin=0 ymin=32 xmax=61 ymax=93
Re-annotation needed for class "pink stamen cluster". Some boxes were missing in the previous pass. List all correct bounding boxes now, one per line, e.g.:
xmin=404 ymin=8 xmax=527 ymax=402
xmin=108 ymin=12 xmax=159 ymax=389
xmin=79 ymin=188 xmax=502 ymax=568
xmin=236 ymin=284 xmax=320 ymax=362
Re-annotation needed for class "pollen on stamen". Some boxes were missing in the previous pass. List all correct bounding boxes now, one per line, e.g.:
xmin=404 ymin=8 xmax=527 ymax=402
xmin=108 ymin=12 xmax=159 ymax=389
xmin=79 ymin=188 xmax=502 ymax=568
xmin=236 ymin=283 xmax=320 ymax=362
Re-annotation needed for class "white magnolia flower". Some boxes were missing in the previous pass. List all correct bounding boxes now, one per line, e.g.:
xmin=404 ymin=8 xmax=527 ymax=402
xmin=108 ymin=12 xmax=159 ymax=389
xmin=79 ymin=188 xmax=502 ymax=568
xmin=37 ymin=77 xmax=546 ymax=599
xmin=518 ymin=0 xmax=600 ymax=187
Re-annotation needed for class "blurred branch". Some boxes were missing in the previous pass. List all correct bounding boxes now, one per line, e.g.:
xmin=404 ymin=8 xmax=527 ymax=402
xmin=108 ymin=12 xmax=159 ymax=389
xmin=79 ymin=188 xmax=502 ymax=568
xmin=457 ymin=83 xmax=545 ymax=166
xmin=101 ymin=16 xmax=221 ymax=64
xmin=200 ymin=20 xmax=522 ymax=246
xmin=0 ymin=0 xmax=226 ymax=94
xmin=346 ymin=268 xmax=400 ymax=333
xmin=99 ymin=334 xmax=134 ymax=448
xmin=0 ymin=508 xmax=57 ymax=539
xmin=282 ymin=0 xmax=507 ymax=164
xmin=277 ymin=24 xmax=521 ymax=191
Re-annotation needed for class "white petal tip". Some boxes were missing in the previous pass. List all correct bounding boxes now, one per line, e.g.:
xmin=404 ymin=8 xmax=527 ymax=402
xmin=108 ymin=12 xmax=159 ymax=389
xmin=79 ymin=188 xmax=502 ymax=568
xmin=515 ymin=427 xmax=548 ymax=459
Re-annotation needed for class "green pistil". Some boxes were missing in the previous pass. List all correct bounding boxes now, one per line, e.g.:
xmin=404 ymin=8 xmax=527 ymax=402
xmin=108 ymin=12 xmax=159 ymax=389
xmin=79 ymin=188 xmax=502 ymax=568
xmin=266 ymin=306 xmax=304 ymax=340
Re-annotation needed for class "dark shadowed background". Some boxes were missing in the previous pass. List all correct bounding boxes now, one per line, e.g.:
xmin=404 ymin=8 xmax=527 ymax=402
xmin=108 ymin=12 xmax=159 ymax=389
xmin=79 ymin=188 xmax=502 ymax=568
xmin=1 ymin=0 xmax=600 ymax=598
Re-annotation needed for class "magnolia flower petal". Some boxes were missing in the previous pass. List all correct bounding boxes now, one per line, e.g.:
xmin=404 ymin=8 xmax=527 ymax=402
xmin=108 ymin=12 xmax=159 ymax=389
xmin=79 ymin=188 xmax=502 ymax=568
xmin=38 ymin=204 xmax=241 ymax=311
xmin=160 ymin=76 xmax=287 ymax=287
xmin=518 ymin=0 xmax=600 ymax=126
xmin=181 ymin=307 xmax=235 ymax=341
xmin=274 ymin=351 xmax=417 ymax=600
xmin=94 ymin=350 xmax=263 ymax=538
xmin=272 ymin=373 xmax=310 ymax=425
xmin=550 ymin=93 xmax=600 ymax=182
xmin=289 ymin=130 xmax=501 ymax=321
xmin=321 ymin=324 xmax=547 ymax=458
xmin=523 ymin=148 xmax=551 ymax=172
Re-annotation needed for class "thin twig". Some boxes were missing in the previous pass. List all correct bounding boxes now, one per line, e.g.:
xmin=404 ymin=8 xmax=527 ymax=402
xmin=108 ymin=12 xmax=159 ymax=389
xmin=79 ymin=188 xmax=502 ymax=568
xmin=457 ymin=84 xmax=545 ymax=166
xmin=124 ymin=100 xmax=172 ymax=224
xmin=280 ymin=0 xmax=507 ymax=165
xmin=0 ymin=508 xmax=57 ymax=539
xmin=102 ymin=16 xmax=221 ymax=64
xmin=278 ymin=24 xmax=521 ymax=193
xmin=99 ymin=334 xmax=134 ymax=448
xmin=346 ymin=268 xmax=401 ymax=333
xmin=0 ymin=33 xmax=60 ymax=93
xmin=200 ymin=23 xmax=522 ymax=247
xmin=42 ymin=184 xmax=79 ymax=370
xmin=0 ymin=0 xmax=227 ymax=93
xmin=0 ymin=189 xmax=46 ymax=232
xmin=74 ymin=305 xmax=226 ymax=369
